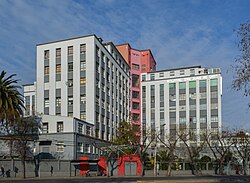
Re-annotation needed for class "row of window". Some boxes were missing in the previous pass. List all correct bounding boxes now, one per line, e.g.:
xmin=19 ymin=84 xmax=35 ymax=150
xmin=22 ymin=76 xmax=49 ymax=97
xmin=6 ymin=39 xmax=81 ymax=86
xmin=98 ymin=45 xmax=130 ymax=75
xmin=44 ymin=45 xmax=86 ymax=60
xmin=143 ymin=68 xmax=220 ymax=81
xmin=42 ymin=121 xmax=92 ymax=135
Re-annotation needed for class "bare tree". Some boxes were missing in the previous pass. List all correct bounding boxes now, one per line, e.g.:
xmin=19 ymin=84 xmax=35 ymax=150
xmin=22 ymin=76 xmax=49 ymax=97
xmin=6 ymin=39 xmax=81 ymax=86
xmin=6 ymin=116 xmax=41 ymax=178
xmin=177 ymin=129 xmax=206 ymax=175
xmin=232 ymin=21 xmax=250 ymax=105
xmin=157 ymin=134 xmax=178 ymax=176
xmin=232 ymin=130 xmax=250 ymax=175
xmin=203 ymin=129 xmax=234 ymax=175
xmin=138 ymin=134 xmax=154 ymax=177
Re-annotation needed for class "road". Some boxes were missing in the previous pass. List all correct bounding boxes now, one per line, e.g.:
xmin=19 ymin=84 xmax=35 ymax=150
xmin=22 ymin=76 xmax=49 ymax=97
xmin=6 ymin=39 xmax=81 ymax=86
xmin=0 ymin=175 xmax=250 ymax=183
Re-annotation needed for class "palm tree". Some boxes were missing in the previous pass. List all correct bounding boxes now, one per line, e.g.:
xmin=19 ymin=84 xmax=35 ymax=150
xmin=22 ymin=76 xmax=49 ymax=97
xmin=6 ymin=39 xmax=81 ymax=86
xmin=0 ymin=70 xmax=24 ymax=126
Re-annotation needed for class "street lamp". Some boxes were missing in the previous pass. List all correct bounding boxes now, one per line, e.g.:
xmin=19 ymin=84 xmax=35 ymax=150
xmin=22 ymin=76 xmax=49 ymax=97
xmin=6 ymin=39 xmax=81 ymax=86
xmin=153 ymin=124 xmax=166 ymax=176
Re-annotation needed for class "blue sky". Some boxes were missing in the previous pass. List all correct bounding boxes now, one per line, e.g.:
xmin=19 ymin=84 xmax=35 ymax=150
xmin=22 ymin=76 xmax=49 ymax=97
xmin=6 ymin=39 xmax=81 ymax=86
xmin=0 ymin=0 xmax=249 ymax=129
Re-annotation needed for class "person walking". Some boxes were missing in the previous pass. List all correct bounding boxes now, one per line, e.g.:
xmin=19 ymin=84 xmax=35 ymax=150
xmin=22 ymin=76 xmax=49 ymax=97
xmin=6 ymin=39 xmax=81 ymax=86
xmin=1 ymin=165 xmax=5 ymax=177
xmin=50 ymin=166 xmax=53 ymax=176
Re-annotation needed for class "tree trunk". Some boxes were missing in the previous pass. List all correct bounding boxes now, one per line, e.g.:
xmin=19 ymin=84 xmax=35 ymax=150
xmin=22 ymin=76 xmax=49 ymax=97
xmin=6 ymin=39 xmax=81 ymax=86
xmin=190 ymin=162 xmax=195 ymax=175
xmin=22 ymin=158 xmax=26 ymax=178
xmin=219 ymin=160 xmax=224 ymax=175
xmin=106 ymin=158 xmax=109 ymax=177
xmin=167 ymin=161 xmax=172 ymax=176
xmin=141 ymin=160 xmax=145 ymax=177
xmin=194 ymin=162 xmax=200 ymax=175
xmin=243 ymin=159 xmax=248 ymax=175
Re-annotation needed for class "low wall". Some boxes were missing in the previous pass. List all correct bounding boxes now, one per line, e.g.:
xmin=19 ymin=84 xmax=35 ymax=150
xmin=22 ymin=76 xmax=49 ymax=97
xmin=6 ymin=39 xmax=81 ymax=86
xmin=0 ymin=159 xmax=82 ymax=178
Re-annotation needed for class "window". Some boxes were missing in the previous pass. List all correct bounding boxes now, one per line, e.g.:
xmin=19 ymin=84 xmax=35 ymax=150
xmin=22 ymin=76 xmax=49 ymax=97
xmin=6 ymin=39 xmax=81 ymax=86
xmin=150 ymin=74 xmax=155 ymax=80
xmin=80 ymin=111 xmax=86 ymax=120
xmin=85 ymin=144 xmax=90 ymax=153
xmin=160 ymin=112 xmax=164 ymax=120
xmin=189 ymin=104 xmax=196 ymax=110
xmin=142 ymin=75 xmax=146 ymax=81
xmin=200 ymin=92 xmax=207 ymax=99
xmin=68 ymin=63 xmax=73 ymax=72
xmin=68 ymin=96 xmax=73 ymax=105
xmin=68 ymin=112 xmax=73 ymax=117
xmin=132 ymin=91 xmax=139 ymax=99
xmin=56 ymin=97 xmax=61 ymax=107
xmin=211 ymin=91 xmax=218 ymax=98
xmin=80 ymin=95 xmax=86 ymax=104
xmin=44 ymin=50 xmax=49 ymax=60
xmin=44 ymin=99 xmax=49 ymax=108
xmin=180 ymin=70 xmax=185 ymax=75
xmin=179 ymin=105 xmax=186 ymax=111
xmin=80 ymin=61 xmax=86 ymax=71
xmin=210 ymin=79 xmax=218 ymax=86
xmin=56 ymin=48 xmax=61 ymax=58
xmin=170 ymin=71 xmax=175 ymax=76
xmin=67 ymin=79 xmax=73 ymax=87
xmin=189 ymin=81 xmax=196 ymax=88
xmin=25 ymin=96 xmax=30 ymax=106
xmin=159 ymin=72 xmax=164 ymax=77
xmin=170 ymin=117 xmax=176 ymax=124
xmin=179 ymin=94 xmax=186 ymax=100
xmin=169 ymin=83 xmax=176 ymax=89
xmin=86 ymin=126 xmax=91 ymax=136
xmin=190 ymin=117 xmax=197 ymax=123
xmin=179 ymin=82 xmax=186 ymax=89
xmin=78 ymin=123 xmax=83 ymax=134
xmin=56 ymin=143 xmax=64 ymax=152
xmin=169 ymin=94 xmax=176 ymax=101
xmin=80 ymin=77 xmax=86 ymax=85
xmin=211 ymin=103 xmax=218 ymax=109
xmin=132 ymin=64 xmax=139 ymax=70
xmin=42 ymin=122 xmax=48 ymax=133
xmin=44 ymin=66 xmax=50 ymax=75
xmin=142 ymin=64 xmax=146 ymax=70
xmin=200 ymin=104 xmax=207 ymax=110
xmin=190 ymin=69 xmax=195 ymax=75
xmin=189 ymin=93 xmax=196 ymax=99
xmin=199 ymin=80 xmax=206 ymax=87
xmin=132 ymin=113 xmax=139 ymax=121
xmin=211 ymin=116 xmax=218 ymax=122
xmin=68 ymin=46 xmax=73 ymax=56
xmin=80 ymin=44 xmax=86 ymax=54
xmin=132 ymin=74 xmax=139 ymax=87
xmin=78 ymin=142 xmax=83 ymax=152
xmin=57 ymin=121 xmax=63 ymax=132
xmin=200 ymin=117 xmax=207 ymax=123
xmin=132 ymin=102 xmax=140 ymax=110
xmin=179 ymin=117 xmax=186 ymax=124
xmin=56 ymin=65 xmax=61 ymax=74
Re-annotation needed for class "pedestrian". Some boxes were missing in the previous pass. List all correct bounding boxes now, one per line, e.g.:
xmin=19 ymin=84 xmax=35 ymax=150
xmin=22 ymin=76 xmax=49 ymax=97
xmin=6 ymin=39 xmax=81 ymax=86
xmin=1 ymin=165 xmax=5 ymax=177
xmin=156 ymin=163 xmax=159 ymax=176
xmin=50 ymin=166 xmax=53 ymax=176
xmin=237 ymin=165 xmax=241 ymax=175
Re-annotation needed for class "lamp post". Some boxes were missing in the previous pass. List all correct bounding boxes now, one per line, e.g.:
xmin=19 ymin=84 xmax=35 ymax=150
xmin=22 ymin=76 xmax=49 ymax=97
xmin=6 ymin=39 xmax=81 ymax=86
xmin=153 ymin=133 xmax=157 ymax=176
xmin=153 ymin=124 xmax=166 ymax=176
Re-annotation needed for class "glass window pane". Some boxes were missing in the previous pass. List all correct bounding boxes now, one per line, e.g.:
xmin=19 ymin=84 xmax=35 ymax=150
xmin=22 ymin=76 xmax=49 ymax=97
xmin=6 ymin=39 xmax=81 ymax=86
xmin=189 ymin=81 xmax=196 ymax=88
xmin=210 ymin=79 xmax=218 ymax=86
xmin=199 ymin=80 xmax=206 ymax=87
xmin=169 ymin=83 xmax=176 ymax=89
xmin=179 ymin=82 xmax=186 ymax=89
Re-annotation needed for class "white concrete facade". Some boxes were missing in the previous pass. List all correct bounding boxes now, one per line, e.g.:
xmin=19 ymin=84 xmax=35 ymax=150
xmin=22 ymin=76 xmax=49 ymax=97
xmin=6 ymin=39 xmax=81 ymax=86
xmin=141 ymin=66 xmax=222 ymax=146
xmin=34 ymin=115 xmax=109 ymax=160
xmin=35 ymin=35 xmax=130 ymax=141
xmin=23 ymin=82 xmax=36 ymax=116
